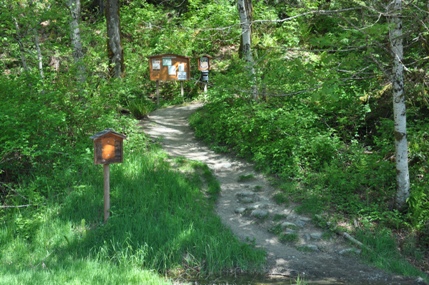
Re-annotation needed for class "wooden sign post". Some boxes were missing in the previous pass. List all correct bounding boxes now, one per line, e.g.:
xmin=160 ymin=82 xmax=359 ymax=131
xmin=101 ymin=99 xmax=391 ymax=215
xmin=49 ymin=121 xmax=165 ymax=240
xmin=148 ymin=54 xmax=191 ymax=104
xmin=90 ymin=129 xmax=126 ymax=223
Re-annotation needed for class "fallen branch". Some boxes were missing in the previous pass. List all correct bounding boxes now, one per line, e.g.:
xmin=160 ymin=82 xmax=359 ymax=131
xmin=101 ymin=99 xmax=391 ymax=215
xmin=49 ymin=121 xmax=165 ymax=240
xmin=0 ymin=204 xmax=31 ymax=209
xmin=253 ymin=7 xmax=362 ymax=24
xmin=315 ymin=214 xmax=372 ymax=252
xmin=341 ymin=231 xmax=372 ymax=252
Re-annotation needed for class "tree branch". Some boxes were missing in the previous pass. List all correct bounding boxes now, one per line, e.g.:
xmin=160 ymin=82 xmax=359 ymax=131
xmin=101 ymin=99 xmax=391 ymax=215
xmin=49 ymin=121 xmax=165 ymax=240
xmin=252 ymin=7 xmax=363 ymax=24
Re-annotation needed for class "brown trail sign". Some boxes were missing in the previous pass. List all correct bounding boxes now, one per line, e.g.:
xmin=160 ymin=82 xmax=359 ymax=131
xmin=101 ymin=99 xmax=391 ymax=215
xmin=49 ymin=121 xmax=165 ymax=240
xmin=90 ymin=129 xmax=126 ymax=222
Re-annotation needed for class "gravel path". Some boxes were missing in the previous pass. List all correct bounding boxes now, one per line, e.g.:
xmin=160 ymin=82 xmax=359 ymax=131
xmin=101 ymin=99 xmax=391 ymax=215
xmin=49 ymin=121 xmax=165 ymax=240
xmin=140 ymin=103 xmax=424 ymax=285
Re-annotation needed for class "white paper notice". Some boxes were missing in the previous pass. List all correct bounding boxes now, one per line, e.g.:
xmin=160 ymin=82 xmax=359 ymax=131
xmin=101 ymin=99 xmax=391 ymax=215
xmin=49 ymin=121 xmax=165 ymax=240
xmin=168 ymin=65 xmax=176 ymax=75
xmin=177 ymin=72 xmax=187 ymax=80
xmin=163 ymin=58 xmax=172 ymax=66
xmin=178 ymin=63 xmax=185 ymax=72
xmin=152 ymin=59 xmax=161 ymax=70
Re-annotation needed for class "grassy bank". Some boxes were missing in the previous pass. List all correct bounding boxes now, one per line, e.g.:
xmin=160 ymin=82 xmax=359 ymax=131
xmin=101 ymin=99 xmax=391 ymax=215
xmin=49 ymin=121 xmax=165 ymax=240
xmin=0 ymin=133 xmax=265 ymax=284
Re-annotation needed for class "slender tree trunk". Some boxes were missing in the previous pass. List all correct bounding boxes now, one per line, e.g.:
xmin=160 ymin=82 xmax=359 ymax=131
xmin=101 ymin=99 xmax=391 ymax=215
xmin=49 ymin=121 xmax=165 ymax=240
xmin=68 ymin=0 xmax=86 ymax=82
xmin=33 ymin=27 xmax=44 ymax=79
xmin=389 ymin=0 xmax=410 ymax=210
xmin=237 ymin=0 xmax=257 ymax=99
xmin=237 ymin=0 xmax=252 ymax=63
xmin=13 ymin=17 xmax=29 ymax=73
xmin=105 ymin=0 xmax=124 ymax=78
xmin=27 ymin=0 xmax=44 ymax=79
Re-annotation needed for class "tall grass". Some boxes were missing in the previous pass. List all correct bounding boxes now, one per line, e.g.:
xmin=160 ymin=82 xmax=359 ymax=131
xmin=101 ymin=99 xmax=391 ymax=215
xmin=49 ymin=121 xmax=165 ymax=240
xmin=0 ymin=137 xmax=265 ymax=284
xmin=356 ymin=227 xmax=426 ymax=279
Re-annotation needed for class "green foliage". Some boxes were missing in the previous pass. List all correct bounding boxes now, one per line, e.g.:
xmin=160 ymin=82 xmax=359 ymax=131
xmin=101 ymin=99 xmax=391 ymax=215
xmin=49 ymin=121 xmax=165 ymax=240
xmin=190 ymin=98 xmax=341 ymax=178
xmin=0 ymin=145 xmax=265 ymax=283
xmin=126 ymin=96 xmax=155 ymax=119
xmin=407 ymin=185 xmax=429 ymax=230
xmin=0 ymin=74 xmax=124 ymax=184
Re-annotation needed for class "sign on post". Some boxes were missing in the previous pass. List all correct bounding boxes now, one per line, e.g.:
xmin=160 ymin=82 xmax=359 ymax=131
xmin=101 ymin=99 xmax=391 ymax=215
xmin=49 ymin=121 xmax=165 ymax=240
xmin=90 ymin=129 xmax=126 ymax=222
xmin=198 ymin=55 xmax=212 ymax=93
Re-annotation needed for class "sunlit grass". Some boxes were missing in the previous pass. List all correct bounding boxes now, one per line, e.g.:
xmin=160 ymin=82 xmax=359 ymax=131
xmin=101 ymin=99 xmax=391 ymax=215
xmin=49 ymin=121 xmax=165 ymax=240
xmin=0 ymin=142 xmax=265 ymax=284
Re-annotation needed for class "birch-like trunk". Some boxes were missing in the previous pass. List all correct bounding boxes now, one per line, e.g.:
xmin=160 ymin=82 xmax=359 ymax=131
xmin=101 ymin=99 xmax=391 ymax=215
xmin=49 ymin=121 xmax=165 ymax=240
xmin=105 ymin=0 xmax=124 ymax=78
xmin=389 ymin=0 xmax=410 ymax=210
xmin=68 ymin=0 xmax=86 ymax=82
xmin=33 ymin=28 xmax=44 ymax=79
xmin=237 ymin=0 xmax=257 ymax=99
xmin=27 ymin=0 xmax=44 ymax=79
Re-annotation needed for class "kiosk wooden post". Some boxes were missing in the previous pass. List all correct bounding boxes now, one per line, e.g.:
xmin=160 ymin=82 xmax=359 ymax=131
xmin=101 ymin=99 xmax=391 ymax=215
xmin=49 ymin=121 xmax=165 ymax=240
xmin=156 ymin=80 xmax=160 ymax=105
xmin=103 ymin=164 xmax=110 ymax=222
xmin=90 ymin=129 xmax=126 ymax=223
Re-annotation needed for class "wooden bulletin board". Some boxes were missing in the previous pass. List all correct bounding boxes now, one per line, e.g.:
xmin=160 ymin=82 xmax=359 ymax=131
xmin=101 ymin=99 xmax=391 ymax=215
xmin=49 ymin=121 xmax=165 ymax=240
xmin=149 ymin=54 xmax=190 ymax=81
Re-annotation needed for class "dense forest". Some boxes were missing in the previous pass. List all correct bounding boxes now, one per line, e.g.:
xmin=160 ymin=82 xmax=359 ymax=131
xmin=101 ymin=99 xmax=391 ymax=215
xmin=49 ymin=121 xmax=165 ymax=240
xmin=1 ymin=0 xmax=429 ymax=283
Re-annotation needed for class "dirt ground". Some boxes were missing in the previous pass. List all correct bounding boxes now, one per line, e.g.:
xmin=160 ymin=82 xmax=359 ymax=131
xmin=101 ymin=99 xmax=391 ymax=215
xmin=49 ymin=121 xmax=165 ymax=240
xmin=140 ymin=103 xmax=426 ymax=285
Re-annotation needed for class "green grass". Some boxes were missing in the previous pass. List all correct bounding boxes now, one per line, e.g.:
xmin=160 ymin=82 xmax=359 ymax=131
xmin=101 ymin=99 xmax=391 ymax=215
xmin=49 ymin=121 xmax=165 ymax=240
xmin=356 ymin=227 xmax=427 ymax=280
xmin=238 ymin=174 xmax=255 ymax=182
xmin=0 ymin=141 xmax=265 ymax=284
xmin=279 ymin=232 xmax=299 ymax=243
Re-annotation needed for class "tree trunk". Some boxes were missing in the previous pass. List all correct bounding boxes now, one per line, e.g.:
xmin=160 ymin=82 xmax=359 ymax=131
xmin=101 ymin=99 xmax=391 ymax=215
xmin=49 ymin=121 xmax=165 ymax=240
xmin=237 ymin=0 xmax=252 ymax=62
xmin=27 ymin=0 xmax=44 ymax=79
xmin=68 ymin=0 xmax=86 ymax=82
xmin=33 ymin=27 xmax=44 ymax=79
xmin=105 ymin=0 xmax=124 ymax=78
xmin=237 ymin=0 xmax=257 ymax=99
xmin=13 ymin=17 xmax=29 ymax=73
xmin=389 ymin=0 xmax=410 ymax=210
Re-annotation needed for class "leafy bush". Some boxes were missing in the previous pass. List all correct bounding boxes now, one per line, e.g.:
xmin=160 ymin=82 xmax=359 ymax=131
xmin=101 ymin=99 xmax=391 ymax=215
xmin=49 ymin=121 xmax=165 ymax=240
xmin=190 ymin=97 xmax=341 ymax=178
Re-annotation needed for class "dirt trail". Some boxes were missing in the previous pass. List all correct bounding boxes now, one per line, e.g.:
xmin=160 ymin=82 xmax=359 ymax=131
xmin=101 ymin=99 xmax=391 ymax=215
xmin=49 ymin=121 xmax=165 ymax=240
xmin=140 ymin=103 xmax=423 ymax=285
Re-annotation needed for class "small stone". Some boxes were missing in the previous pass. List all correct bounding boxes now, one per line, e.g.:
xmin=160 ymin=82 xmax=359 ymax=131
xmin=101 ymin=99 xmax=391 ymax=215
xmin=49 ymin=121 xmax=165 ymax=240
xmin=295 ymin=219 xmax=307 ymax=228
xmin=236 ymin=191 xmax=258 ymax=203
xmin=240 ymin=197 xmax=254 ymax=203
xmin=295 ymin=217 xmax=311 ymax=227
xmin=310 ymin=232 xmax=323 ymax=240
xmin=254 ymin=202 xmax=270 ymax=209
xmin=213 ymin=162 xmax=232 ymax=170
xmin=251 ymin=209 xmax=269 ymax=219
xmin=234 ymin=207 xmax=246 ymax=214
xmin=301 ymin=244 xmax=319 ymax=251
xmin=285 ymin=229 xmax=297 ymax=234
xmin=281 ymin=222 xmax=298 ymax=229
xmin=339 ymin=248 xmax=361 ymax=255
